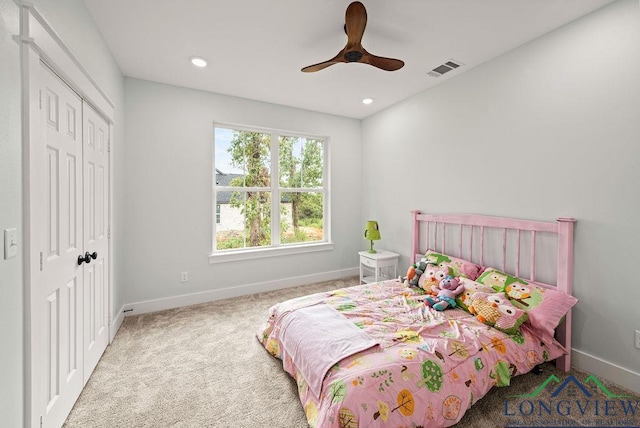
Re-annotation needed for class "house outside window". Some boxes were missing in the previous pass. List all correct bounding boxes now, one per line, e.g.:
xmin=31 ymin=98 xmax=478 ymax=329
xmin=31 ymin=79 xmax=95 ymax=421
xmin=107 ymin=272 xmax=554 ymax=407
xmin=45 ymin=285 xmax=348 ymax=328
xmin=211 ymin=124 xmax=330 ymax=261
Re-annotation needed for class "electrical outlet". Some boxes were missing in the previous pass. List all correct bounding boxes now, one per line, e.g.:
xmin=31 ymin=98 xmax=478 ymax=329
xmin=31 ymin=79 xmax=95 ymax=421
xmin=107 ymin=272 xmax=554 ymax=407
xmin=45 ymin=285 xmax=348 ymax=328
xmin=181 ymin=271 xmax=188 ymax=282
xmin=635 ymin=330 xmax=640 ymax=350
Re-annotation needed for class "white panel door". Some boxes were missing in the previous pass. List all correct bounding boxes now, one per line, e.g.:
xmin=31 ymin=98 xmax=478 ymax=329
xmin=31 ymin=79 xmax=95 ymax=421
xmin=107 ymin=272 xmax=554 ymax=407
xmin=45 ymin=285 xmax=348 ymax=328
xmin=35 ymin=63 xmax=110 ymax=428
xmin=38 ymin=62 xmax=84 ymax=428
xmin=82 ymin=103 xmax=110 ymax=380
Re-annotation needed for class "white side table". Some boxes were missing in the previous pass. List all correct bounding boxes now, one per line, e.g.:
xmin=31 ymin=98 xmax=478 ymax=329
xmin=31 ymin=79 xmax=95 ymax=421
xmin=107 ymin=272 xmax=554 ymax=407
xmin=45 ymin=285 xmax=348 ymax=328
xmin=359 ymin=250 xmax=400 ymax=284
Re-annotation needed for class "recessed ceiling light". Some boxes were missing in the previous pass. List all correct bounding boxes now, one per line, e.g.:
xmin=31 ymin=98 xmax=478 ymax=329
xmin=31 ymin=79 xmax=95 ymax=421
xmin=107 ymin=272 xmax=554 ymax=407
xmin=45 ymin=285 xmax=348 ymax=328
xmin=362 ymin=98 xmax=373 ymax=105
xmin=190 ymin=56 xmax=208 ymax=68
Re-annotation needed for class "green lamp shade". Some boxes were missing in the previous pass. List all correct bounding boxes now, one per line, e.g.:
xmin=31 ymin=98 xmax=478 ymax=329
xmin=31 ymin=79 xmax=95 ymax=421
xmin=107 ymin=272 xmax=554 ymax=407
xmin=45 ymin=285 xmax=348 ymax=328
xmin=364 ymin=220 xmax=381 ymax=253
xmin=364 ymin=221 xmax=381 ymax=240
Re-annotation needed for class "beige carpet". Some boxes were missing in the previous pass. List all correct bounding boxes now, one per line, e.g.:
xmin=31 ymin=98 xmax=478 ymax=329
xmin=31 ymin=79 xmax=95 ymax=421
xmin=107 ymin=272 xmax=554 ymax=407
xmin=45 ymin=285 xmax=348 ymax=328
xmin=64 ymin=277 xmax=639 ymax=428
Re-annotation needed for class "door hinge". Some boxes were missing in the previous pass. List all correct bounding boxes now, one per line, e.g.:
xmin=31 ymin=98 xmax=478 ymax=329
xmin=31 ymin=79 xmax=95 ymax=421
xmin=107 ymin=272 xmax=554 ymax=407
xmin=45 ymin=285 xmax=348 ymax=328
xmin=107 ymin=227 xmax=111 ymax=239
xmin=40 ymin=415 xmax=43 ymax=428
xmin=107 ymin=139 xmax=111 ymax=153
xmin=39 ymin=252 xmax=43 ymax=271
xmin=39 ymin=90 xmax=42 ymax=110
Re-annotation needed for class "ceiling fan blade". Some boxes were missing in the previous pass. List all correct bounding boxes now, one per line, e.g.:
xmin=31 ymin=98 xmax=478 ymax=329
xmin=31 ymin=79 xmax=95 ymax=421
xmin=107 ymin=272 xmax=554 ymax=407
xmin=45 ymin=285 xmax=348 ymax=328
xmin=301 ymin=51 xmax=347 ymax=73
xmin=301 ymin=60 xmax=340 ymax=73
xmin=362 ymin=51 xmax=405 ymax=71
xmin=345 ymin=1 xmax=367 ymax=49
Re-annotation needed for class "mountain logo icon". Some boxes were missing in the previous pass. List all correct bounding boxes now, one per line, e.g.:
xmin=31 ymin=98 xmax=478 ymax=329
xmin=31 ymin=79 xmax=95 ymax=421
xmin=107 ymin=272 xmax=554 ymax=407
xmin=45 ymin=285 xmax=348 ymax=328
xmin=511 ymin=374 xmax=633 ymax=399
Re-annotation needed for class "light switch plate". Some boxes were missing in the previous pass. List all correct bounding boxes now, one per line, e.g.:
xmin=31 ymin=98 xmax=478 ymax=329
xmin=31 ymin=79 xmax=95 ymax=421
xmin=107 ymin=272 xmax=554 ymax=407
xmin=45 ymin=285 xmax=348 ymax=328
xmin=4 ymin=228 xmax=18 ymax=259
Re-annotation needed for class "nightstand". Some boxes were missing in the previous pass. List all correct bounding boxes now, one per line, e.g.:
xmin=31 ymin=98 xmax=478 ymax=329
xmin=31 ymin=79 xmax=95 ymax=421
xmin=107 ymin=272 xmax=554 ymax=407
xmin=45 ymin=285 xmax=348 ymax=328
xmin=359 ymin=250 xmax=400 ymax=284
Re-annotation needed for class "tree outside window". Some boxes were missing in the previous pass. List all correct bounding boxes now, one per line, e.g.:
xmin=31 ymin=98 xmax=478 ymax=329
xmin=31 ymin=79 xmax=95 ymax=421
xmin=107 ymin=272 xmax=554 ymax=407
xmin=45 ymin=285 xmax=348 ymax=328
xmin=214 ymin=126 xmax=326 ymax=252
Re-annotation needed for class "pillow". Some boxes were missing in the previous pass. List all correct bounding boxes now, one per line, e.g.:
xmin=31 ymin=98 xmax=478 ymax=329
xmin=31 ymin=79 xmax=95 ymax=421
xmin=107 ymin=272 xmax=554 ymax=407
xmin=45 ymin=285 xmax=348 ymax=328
xmin=455 ymin=277 xmax=498 ymax=312
xmin=505 ymin=283 xmax=578 ymax=341
xmin=417 ymin=265 xmax=451 ymax=295
xmin=476 ymin=267 xmax=527 ymax=292
xmin=423 ymin=250 xmax=484 ymax=280
xmin=468 ymin=292 xmax=528 ymax=334
xmin=479 ymin=268 xmax=579 ymax=340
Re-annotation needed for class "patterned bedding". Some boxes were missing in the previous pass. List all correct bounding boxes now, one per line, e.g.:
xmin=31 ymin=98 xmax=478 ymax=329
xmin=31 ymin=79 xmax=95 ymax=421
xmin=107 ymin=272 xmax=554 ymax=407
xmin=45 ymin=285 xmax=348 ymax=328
xmin=257 ymin=279 xmax=568 ymax=427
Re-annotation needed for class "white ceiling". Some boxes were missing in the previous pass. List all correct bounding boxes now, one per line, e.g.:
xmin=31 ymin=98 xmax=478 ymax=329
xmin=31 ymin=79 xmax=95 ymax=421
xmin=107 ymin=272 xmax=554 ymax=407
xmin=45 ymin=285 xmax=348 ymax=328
xmin=83 ymin=0 xmax=616 ymax=119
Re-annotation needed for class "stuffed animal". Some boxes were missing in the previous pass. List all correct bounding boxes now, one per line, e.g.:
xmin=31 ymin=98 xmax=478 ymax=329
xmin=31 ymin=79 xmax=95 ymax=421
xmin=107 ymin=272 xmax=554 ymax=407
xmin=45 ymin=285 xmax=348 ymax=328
xmin=420 ymin=265 xmax=450 ymax=296
xmin=425 ymin=276 xmax=464 ymax=311
xmin=399 ymin=257 xmax=429 ymax=287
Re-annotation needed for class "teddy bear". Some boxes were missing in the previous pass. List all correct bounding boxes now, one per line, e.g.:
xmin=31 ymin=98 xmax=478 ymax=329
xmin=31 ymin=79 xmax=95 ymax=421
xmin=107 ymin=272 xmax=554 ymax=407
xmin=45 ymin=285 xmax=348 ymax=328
xmin=425 ymin=275 xmax=464 ymax=311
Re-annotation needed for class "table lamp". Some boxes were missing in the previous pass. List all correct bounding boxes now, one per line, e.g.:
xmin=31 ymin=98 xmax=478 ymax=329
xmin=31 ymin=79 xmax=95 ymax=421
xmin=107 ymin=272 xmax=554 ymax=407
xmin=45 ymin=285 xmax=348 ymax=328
xmin=364 ymin=220 xmax=381 ymax=253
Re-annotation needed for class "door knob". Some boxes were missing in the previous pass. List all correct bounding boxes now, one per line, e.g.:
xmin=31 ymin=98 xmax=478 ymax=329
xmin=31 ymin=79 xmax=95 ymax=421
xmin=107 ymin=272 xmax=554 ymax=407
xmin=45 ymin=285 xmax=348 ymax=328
xmin=78 ymin=252 xmax=98 ymax=265
xmin=84 ymin=251 xmax=98 ymax=263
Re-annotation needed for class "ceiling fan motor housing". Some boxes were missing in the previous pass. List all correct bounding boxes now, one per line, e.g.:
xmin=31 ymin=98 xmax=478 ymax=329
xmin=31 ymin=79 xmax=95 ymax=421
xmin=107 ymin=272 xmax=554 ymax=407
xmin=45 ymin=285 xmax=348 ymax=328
xmin=344 ymin=51 xmax=363 ymax=62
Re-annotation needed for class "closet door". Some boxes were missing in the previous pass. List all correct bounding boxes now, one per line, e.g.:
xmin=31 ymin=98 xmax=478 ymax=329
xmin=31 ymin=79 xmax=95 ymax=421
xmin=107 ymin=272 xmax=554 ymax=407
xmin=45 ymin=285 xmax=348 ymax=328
xmin=82 ymin=104 xmax=110 ymax=380
xmin=38 ymin=62 xmax=85 ymax=428
xmin=36 ymin=62 xmax=110 ymax=428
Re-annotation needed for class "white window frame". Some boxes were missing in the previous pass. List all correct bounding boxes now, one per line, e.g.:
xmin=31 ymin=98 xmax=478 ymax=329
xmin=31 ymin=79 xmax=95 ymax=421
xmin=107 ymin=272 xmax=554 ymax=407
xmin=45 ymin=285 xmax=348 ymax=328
xmin=209 ymin=122 xmax=333 ymax=264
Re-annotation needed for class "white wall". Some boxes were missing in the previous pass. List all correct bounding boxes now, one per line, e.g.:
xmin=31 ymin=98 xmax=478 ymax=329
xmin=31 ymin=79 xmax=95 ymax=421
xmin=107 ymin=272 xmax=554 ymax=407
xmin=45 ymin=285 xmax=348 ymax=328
xmin=0 ymin=0 xmax=124 ymax=424
xmin=362 ymin=0 xmax=640 ymax=384
xmin=122 ymin=78 xmax=362 ymax=305
xmin=0 ymin=0 xmax=24 ymax=425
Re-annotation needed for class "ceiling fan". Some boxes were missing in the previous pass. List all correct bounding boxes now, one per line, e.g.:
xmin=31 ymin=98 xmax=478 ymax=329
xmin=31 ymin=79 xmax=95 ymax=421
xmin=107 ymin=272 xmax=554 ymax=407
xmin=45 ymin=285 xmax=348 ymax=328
xmin=301 ymin=1 xmax=405 ymax=73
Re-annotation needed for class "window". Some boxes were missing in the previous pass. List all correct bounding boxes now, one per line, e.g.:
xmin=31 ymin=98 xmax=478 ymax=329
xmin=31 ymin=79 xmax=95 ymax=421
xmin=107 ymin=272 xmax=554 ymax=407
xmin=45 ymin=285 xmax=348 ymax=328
xmin=211 ymin=124 xmax=330 ymax=261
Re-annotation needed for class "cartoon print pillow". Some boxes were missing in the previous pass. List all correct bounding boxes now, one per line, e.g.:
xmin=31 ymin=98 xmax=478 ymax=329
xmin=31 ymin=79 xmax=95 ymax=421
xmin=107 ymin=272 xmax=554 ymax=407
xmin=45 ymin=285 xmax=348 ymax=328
xmin=505 ymin=284 xmax=578 ymax=341
xmin=468 ymin=292 xmax=528 ymax=335
xmin=455 ymin=277 xmax=499 ymax=312
xmin=476 ymin=267 xmax=527 ymax=293
xmin=417 ymin=265 xmax=451 ymax=295
xmin=423 ymin=250 xmax=484 ymax=281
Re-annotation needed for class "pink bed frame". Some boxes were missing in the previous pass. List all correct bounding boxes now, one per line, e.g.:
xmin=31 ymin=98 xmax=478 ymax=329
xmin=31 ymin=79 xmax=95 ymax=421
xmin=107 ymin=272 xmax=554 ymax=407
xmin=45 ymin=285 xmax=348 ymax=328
xmin=410 ymin=210 xmax=576 ymax=371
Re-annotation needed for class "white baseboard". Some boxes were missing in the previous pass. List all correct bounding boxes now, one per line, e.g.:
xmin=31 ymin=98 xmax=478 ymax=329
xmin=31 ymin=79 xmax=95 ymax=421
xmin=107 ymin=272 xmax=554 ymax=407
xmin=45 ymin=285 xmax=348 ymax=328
xmin=121 ymin=267 xmax=359 ymax=317
xmin=109 ymin=306 xmax=125 ymax=343
xmin=571 ymin=348 xmax=640 ymax=394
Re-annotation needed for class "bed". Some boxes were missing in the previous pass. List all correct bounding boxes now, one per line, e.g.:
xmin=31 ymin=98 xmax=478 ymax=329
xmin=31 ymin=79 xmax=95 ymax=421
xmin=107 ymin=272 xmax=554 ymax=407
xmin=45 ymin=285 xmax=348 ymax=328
xmin=257 ymin=211 xmax=578 ymax=427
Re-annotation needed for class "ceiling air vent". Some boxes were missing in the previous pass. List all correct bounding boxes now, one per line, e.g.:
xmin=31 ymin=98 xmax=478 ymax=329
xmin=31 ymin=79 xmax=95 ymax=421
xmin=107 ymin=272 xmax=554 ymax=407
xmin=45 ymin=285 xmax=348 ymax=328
xmin=427 ymin=59 xmax=464 ymax=77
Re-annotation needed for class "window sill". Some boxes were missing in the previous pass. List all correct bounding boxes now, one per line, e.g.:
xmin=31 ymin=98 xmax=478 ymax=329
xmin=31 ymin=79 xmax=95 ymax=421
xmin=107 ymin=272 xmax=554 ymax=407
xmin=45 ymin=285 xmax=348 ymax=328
xmin=208 ymin=242 xmax=334 ymax=264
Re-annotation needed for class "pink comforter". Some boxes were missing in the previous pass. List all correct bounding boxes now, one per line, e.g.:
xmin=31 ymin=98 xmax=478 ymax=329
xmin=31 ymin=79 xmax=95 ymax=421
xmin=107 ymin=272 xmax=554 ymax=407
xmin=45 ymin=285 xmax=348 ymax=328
xmin=280 ymin=303 xmax=379 ymax=399
xmin=258 ymin=279 xmax=567 ymax=427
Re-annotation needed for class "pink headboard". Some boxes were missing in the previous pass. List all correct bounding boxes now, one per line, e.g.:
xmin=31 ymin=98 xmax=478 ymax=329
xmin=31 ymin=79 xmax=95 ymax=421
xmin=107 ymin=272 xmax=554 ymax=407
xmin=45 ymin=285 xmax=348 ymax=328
xmin=410 ymin=210 xmax=576 ymax=371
